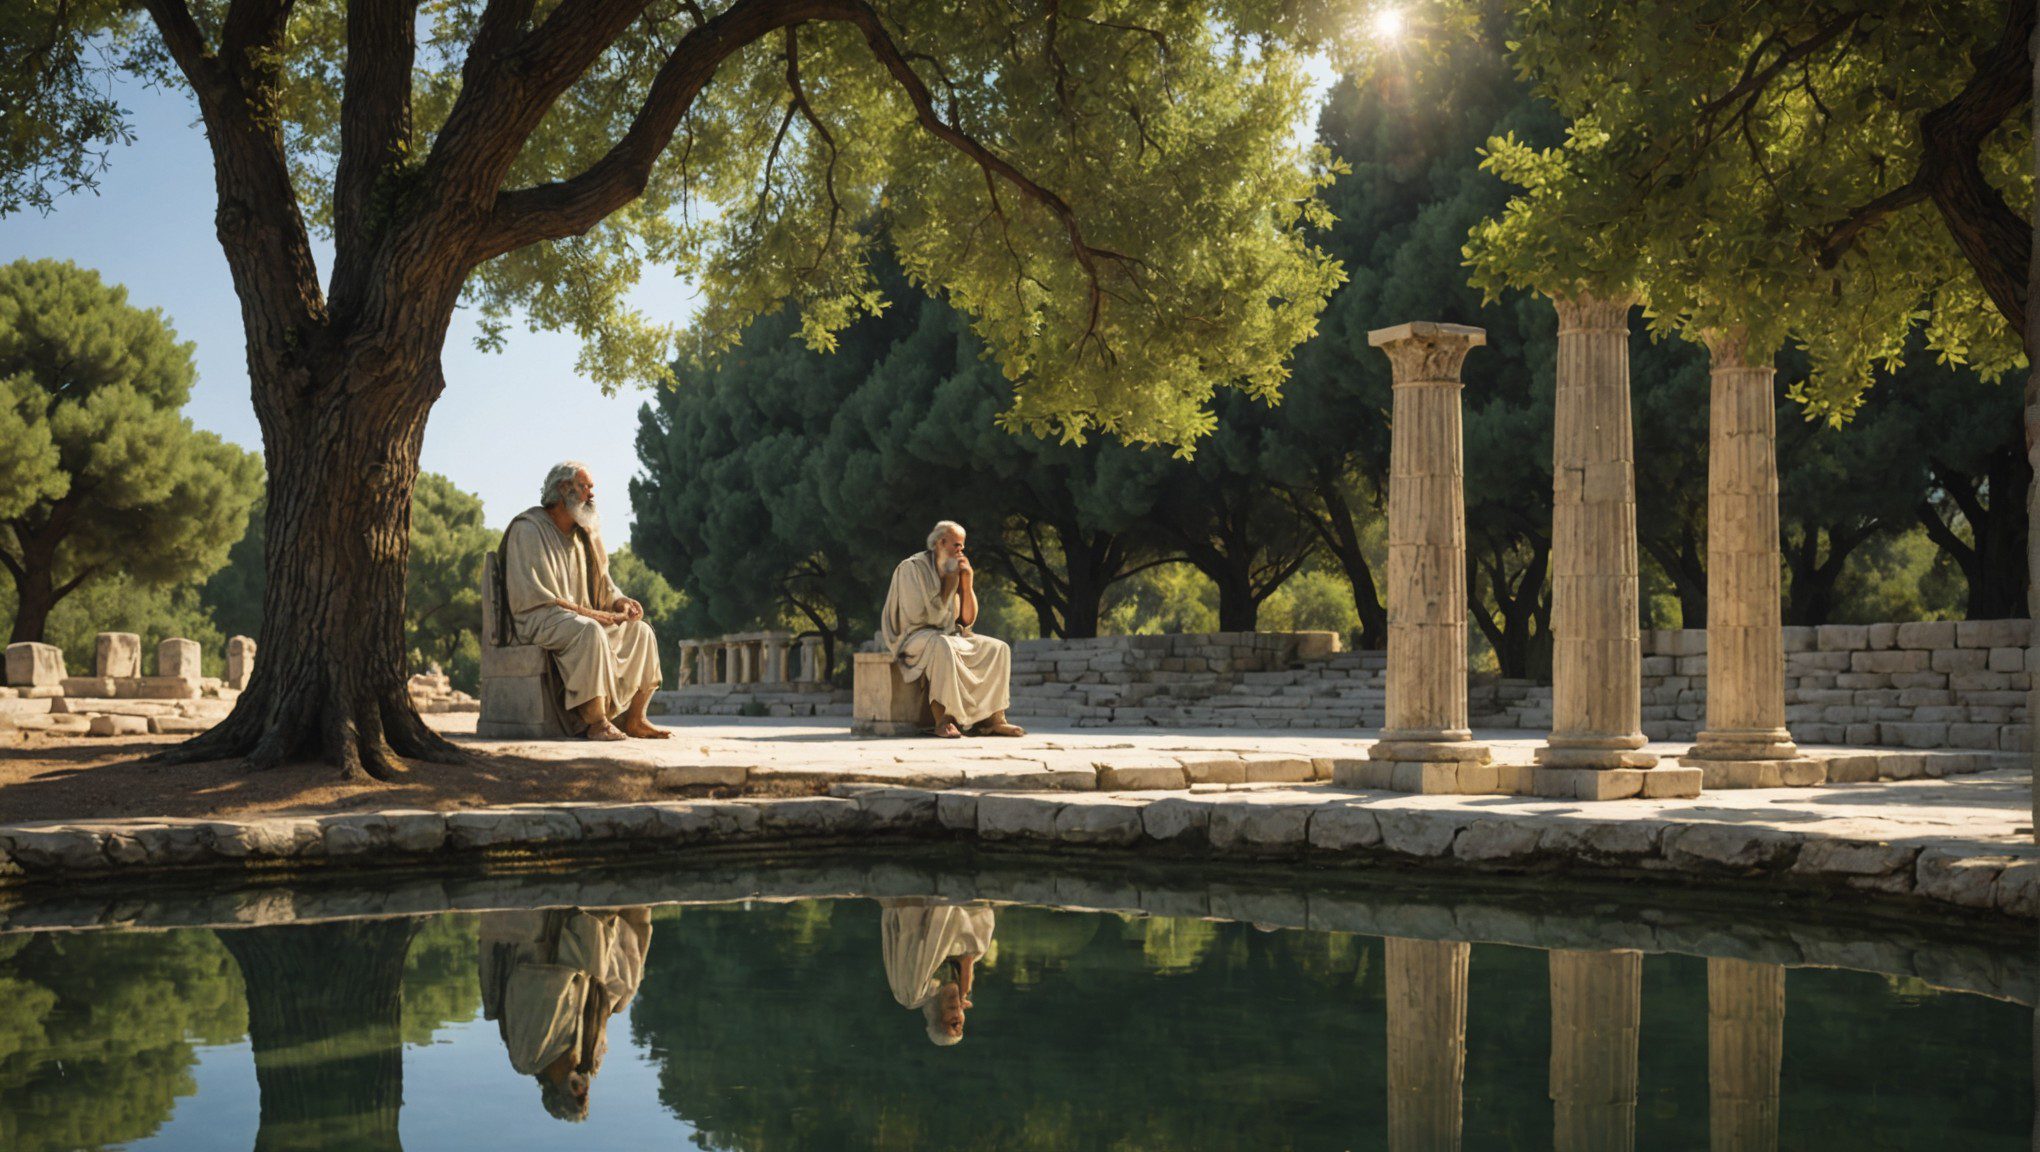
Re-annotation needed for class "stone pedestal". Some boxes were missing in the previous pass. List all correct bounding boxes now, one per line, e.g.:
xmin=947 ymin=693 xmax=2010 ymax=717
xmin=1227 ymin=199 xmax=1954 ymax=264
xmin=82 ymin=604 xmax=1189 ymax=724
xmin=157 ymin=638 xmax=201 ymax=684
xmin=95 ymin=632 xmax=142 ymax=678
xmin=1708 ymin=958 xmax=1783 ymax=1152
xmin=1387 ymin=937 xmax=1469 ymax=1151
xmin=1534 ymin=294 xmax=1697 ymax=800
xmin=852 ymin=652 xmax=933 ymax=735
xmin=1549 ymin=948 xmax=1641 ymax=1152
xmin=1337 ymin=323 xmax=1492 ymax=794
xmin=5 ymin=642 xmax=66 ymax=688
xmin=1680 ymin=328 xmax=1808 ymax=787
xmin=225 ymin=636 xmax=256 ymax=691
xmin=476 ymin=553 xmax=570 ymax=738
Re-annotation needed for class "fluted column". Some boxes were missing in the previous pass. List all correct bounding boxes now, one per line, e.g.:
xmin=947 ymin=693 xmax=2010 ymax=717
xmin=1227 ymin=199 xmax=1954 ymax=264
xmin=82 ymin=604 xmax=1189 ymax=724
xmin=696 ymin=642 xmax=716 ymax=686
xmin=1387 ymin=937 xmax=1469 ymax=1152
xmin=1549 ymin=949 xmax=1641 ymax=1152
xmin=1679 ymin=328 xmax=1803 ymax=783
xmin=676 ymin=641 xmax=697 ymax=687
xmin=799 ymin=635 xmax=826 ymax=683
xmin=1708 ymin=958 xmax=1783 ymax=1152
xmin=1344 ymin=323 xmax=1491 ymax=793
xmin=1538 ymin=294 xmax=1655 ymax=774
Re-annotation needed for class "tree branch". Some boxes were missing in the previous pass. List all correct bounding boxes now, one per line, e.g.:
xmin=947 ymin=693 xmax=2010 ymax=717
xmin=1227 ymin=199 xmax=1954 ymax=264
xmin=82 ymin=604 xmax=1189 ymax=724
xmin=331 ymin=0 xmax=420 ymax=322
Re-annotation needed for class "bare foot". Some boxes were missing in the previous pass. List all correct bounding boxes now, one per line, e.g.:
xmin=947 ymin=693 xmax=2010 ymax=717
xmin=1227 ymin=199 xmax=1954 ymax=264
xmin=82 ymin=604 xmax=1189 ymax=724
xmin=978 ymin=723 xmax=1026 ymax=737
xmin=933 ymin=720 xmax=963 ymax=739
xmin=584 ymin=720 xmax=628 ymax=742
xmin=621 ymin=719 xmax=671 ymax=739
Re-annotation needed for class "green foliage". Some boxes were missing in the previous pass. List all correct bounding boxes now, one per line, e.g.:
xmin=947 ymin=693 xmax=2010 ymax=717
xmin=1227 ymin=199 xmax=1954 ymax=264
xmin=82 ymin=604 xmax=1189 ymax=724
xmin=0 ymin=928 xmax=246 ymax=1152
xmin=0 ymin=259 xmax=263 ymax=643
xmin=199 ymin=492 xmax=266 ymax=643
xmin=0 ymin=573 xmax=227 ymax=678
xmin=1259 ymin=565 xmax=1363 ymax=635
xmin=1101 ymin=564 xmax=1220 ymax=636
xmin=609 ymin=546 xmax=689 ymax=686
xmin=1464 ymin=0 xmax=2027 ymax=415
xmin=406 ymin=472 xmax=495 ymax=688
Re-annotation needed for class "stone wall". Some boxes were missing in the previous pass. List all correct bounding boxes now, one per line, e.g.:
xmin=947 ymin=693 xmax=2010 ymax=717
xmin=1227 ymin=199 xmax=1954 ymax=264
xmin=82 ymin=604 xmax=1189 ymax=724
xmin=1640 ymin=620 xmax=2030 ymax=752
xmin=1011 ymin=631 xmax=1363 ymax=727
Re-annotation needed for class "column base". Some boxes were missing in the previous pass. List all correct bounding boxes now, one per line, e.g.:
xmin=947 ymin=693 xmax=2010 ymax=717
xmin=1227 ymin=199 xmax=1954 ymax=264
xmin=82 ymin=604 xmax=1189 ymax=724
xmin=1682 ymin=728 xmax=1801 ymax=761
xmin=1529 ymin=765 xmax=1702 ymax=800
xmin=1678 ymin=757 xmax=1824 ymax=789
xmin=1368 ymin=734 xmax=1492 ymax=763
xmin=1535 ymin=733 xmax=1658 ymax=770
xmin=1334 ymin=756 xmax=1523 ymax=795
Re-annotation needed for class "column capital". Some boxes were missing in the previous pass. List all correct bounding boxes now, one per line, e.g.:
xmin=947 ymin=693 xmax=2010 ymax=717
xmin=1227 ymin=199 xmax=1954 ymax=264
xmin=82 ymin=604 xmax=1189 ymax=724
xmin=1550 ymin=291 xmax=1636 ymax=333
xmin=1699 ymin=325 xmax=1778 ymax=367
xmin=1368 ymin=322 xmax=1486 ymax=382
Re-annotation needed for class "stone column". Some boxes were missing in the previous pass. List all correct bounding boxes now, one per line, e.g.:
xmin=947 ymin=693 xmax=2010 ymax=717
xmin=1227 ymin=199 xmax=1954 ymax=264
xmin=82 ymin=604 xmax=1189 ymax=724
xmin=1680 ymin=328 xmax=1810 ymax=787
xmin=675 ymin=641 xmax=696 ymax=688
xmin=763 ymin=636 xmax=791 ymax=684
xmin=1534 ymin=294 xmax=1694 ymax=802
xmin=1708 ymin=958 xmax=1783 ymax=1152
xmin=799 ymin=635 xmax=827 ymax=684
xmin=695 ymin=642 xmax=715 ymax=686
xmin=1549 ymin=949 xmax=1641 ymax=1152
xmin=1386 ymin=937 xmax=1469 ymax=1151
xmin=735 ymin=640 xmax=757 ymax=684
xmin=1345 ymin=322 xmax=1492 ymax=794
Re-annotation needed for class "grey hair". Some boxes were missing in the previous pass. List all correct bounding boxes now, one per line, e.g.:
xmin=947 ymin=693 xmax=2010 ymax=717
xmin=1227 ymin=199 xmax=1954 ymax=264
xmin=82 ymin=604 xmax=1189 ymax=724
xmin=926 ymin=520 xmax=966 ymax=552
xmin=541 ymin=461 xmax=592 ymax=507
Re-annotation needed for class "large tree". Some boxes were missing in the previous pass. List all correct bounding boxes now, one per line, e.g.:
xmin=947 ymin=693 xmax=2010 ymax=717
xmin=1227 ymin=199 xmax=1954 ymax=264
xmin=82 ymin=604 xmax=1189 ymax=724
xmin=0 ymin=259 xmax=263 ymax=644
xmin=5 ymin=0 xmax=1345 ymax=777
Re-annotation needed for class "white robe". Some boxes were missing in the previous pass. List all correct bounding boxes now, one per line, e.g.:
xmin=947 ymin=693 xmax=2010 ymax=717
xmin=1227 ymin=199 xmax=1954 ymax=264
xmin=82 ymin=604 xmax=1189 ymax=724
xmin=478 ymin=907 xmax=653 ymax=1077
xmin=879 ymin=899 xmax=997 ymax=1010
xmin=503 ymin=507 xmax=662 ymax=714
xmin=876 ymin=551 xmax=1012 ymax=728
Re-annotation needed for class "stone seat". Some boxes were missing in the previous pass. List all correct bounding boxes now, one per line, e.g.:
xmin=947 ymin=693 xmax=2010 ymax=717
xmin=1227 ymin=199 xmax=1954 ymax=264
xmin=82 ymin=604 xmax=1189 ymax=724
xmin=852 ymin=651 xmax=934 ymax=736
xmin=476 ymin=552 xmax=572 ymax=738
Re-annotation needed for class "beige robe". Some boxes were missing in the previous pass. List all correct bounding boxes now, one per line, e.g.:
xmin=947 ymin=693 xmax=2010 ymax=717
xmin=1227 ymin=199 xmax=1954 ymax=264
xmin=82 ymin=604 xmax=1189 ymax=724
xmin=478 ymin=907 xmax=653 ymax=1078
xmin=876 ymin=551 xmax=1012 ymax=728
xmin=504 ymin=506 xmax=662 ymax=714
xmin=879 ymin=899 xmax=997 ymax=1010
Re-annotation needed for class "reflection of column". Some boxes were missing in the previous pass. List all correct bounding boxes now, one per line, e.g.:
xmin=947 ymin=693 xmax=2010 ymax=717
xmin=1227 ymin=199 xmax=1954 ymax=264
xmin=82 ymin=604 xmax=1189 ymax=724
xmin=1549 ymin=949 xmax=1641 ymax=1152
xmin=1708 ymin=958 xmax=1783 ymax=1152
xmin=1681 ymin=329 xmax=1805 ymax=784
xmin=1363 ymin=324 xmax=1491 ymax=789
xmin=1538 ymin=294 xmax=1655 ymax=774
xmin=1387 ymin=937 xmax=1469 ymax=1152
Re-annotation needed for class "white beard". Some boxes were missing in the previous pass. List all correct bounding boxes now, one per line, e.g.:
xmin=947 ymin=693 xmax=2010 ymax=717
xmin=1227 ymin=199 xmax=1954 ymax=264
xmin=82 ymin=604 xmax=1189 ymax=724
xmin=568 ymin=497 xmax=602 ymax=533
xmin=937 ymin=552 xmax=961 ymax=576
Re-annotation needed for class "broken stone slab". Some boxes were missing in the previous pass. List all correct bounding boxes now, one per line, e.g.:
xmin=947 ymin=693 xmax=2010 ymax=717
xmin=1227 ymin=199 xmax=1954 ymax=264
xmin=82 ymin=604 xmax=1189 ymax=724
xmin=1913 ymin=847 xmax=2008 ymax=909
xmin=936 ymin=791 xmax=979 ymax=832
xmin=1140 ymin=796 xmax=1215 ymax=844
xmin=846 ymin=787 xmax=940 ymax=830
xmin=1375 ymin=810 xmax=1462 ymax=858
xmin=1661 ymin=824 xmax=1803 ymax=872
xmin=113 ymin=676 xmax=201 ymax=700
xmin=1790 ymin=839 xmax=1920 ymax=882
xmin=149 ymin=715 xmax=212 ymax=735
xmin=569 ymin=804 xmax=668 ymax=841
xmin=52 ymin=697 xmax=177 ymax=716
xmin=95 ymin=632 xmax=142 ymax=678
xmin=1995 ymin=861 xmax=2040 ymax=918
xmin=1178 ymin=755 xmax=1247 ymax=785
xmin=958 ymin=764 xmax=1095 ymax=791
xmin=1451 ymin=818 xmax=1544 ymax=864
xmin=1307 ymin=805 xmax=1382 ymax=852
xmin=1052 ymin=798 xmax=1146 ymax=846
xmin=1239 ymin=755 xmax=1315 ymax=784
xmin=3 ymin=827 xmax=109 ymax=871
xmin=5 ymin=642 xmax=65 ymax=688
xmin=1536 ymin=820 xmax=1665 ymax=863
xmin=61 ymin=677 xmax=117 ymax=698
xmin=1095 ymin=758 xmax=1188 ymax=790
xmin=204 ymin=818 xmax=323 ymax=859
xmin=86 ymin=713 xmax=149 ymax=737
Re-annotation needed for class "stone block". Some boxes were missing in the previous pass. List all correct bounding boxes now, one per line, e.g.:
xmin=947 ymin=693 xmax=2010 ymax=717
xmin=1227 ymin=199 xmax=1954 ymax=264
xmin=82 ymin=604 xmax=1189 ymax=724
xmin=936 ymin=791 xmax=978 ymax=831
xmin=1097 ymin=760 xmax=1187 ymax=790
xmin=1178 ymin=755 xmax=1246 ymax=785
xmin=1207 ymin=802 xmax=1311 ymax=853
xmin=1375 ymin=810 xmax=1459 ymax=857
xmin=1141 ymin=796 xmax=1214 ymax=843
xmin=113 ymin=676 xmax=200 ymax=700
xmin=1307 ymin=806 xmax=1382 ymax=851
xmin=1852 ymin=650 xmax=1926 ymax=674
xmin=1816 ymin=624 xmax=1869 ymax=651
xmin=1779 ymin=626 xmax=1816 ymax=653
xmin=94 ymin=632 xmax=142 ymax=678
xmin=226 ymin=636 xmax=257 ymax=690
xmin=852 ymin=652 xmax=934 ymax=735
xmin=1864 ymin=622 xmax=1898 ymax=649
xmin=1895 ymin=621 xmax=1957 ymax=649
xmin=86 ymin=713 xmax=149 ymax=736
xmin=1956 ymin=619 xmax=2028 ymax=648
xmin=1241 ymin=755 xmax=1315 ymax=784
xmin=481 ymin=643 xmax=548 ymax=678
xmin=5 ymin=642 xmax=64 ymax=687
xmin=1452 ymin=819 xmax=1542 ymax=863
xmin=1913 ymin=848 xmax=2006 ymax=909
xmin=1641 ymin=766 xmax=1704 ymax=797
xmin=1053 ymin=800 xmax=1145 ymax=846
xmin=476 ymin=672 xmax=562 ymax=738
xmin=62 ymin=677 xmax=115 ymax=698
xmin=1530 ymin=767 xmax=1644 ymax=800
xmin=1931 ymin=648 xmax=1987 ymax=673
xmin=975 ymin=794 xmax=1062 ymax=840
xmin=1661 ymin=824 xmax=1799 ymax=871
xmin=1988 ymin=647 xmax=2024 ymax=673
xmin=157 ymin=637 xmax=201 ymax=683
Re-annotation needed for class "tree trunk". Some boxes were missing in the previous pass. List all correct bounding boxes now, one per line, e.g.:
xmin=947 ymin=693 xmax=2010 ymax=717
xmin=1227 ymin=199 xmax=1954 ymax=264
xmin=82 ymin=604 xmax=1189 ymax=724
xmin=160 ymin=354 xmax=462 ymax=780
xmin=1212 ymin=564 xmax=1259 ymax=633
xmin=1061 ymin=560 xmax=1104 ymax=639
xmin=1972 ymin=444 xmax=2031 ymax=618
xmin=220 ymin=919 xmax=417 ymax=1152
xmin=5 ymin=563 xmax=55 ymax=644
xmin=1314 ymin=480 xmax=1388 ymax=650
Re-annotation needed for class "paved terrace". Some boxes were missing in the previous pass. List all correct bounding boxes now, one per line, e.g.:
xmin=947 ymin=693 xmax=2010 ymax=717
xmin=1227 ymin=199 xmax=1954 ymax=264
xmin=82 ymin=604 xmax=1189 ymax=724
xmin=0 ymin=713 xmax=2030 ymax=928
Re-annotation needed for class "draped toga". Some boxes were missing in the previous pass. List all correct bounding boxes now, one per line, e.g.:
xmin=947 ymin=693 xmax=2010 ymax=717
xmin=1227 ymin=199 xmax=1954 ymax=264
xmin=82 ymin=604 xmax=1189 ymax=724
xmin=876 ymin=550 xmax=1012 ymax=728
xmin=879 ymin=899 xmax=997 ymax=1010
xmin=478 ymin=907 xmax=653 ymax=1078
xmin=503 ymin=506 xmax=662 ymax=715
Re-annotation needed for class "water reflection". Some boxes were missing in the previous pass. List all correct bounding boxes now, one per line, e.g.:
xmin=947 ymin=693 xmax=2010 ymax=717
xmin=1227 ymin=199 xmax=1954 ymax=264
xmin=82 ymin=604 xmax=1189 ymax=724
xmin=478 ymin=907 xmax=652 ymax=1120
xmin=0 ymin=891 xmax=2028 ymax=1151
xmin=879 ymin=899 xmax=995 ymax=1046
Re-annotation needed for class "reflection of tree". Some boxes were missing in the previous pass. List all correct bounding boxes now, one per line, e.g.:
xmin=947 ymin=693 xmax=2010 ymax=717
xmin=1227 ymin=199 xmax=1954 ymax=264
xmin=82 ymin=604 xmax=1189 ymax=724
xmin=632 ymin=904 xmax=1390 ymax=1151
xmin=220 ymin=919 xmax=419 ymax=1152
xmin=0 ymin=928 xmax=245 ymax=1152
xmin=401 ymin=913 xmax=481 ymax=1045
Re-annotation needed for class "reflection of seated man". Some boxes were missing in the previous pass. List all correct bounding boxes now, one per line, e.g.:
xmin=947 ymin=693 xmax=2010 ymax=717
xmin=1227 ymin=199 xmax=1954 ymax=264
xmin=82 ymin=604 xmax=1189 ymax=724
xmin=877 ymin=520 xmax=1025 ymax=739
xmin=479 ymin=907 xmax=653 ymax=1120
xmin=503 ymin=461 xmax=669 ymax=741
xmin=880 ymin=898 xmax=996 ymax=1046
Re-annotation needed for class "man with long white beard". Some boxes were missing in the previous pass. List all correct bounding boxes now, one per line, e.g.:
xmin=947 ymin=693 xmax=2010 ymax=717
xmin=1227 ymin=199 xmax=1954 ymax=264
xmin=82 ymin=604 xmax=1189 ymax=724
xmin=878 ymin=520 xmax=1024 ymax=739
xmin=502 ymin=461 xmax=668 ymax=741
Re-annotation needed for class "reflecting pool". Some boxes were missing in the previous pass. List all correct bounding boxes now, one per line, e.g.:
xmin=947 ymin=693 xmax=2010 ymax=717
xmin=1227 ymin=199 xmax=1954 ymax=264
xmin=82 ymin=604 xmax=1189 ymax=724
xmin=0 ymin=862 xmax=2031 ymax=1151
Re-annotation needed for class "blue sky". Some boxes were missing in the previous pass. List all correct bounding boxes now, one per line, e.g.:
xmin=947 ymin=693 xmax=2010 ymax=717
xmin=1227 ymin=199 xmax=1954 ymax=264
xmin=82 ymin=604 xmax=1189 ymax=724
xmin=0 ymin=67 xmax=1335 ymax=541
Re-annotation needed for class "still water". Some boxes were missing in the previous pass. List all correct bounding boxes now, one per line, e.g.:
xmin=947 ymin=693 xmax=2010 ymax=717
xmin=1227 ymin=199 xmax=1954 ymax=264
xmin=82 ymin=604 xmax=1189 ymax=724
xmin=0 ymin=878 xmax=2031 ymax=1151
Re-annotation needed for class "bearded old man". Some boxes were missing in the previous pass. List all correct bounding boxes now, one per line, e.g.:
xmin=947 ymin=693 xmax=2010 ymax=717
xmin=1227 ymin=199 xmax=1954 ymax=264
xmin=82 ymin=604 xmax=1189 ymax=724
xmin=877 ymin=520 xmax=1024 ymax=739
xmin=502 ymin=462 xmax=668 ymax=741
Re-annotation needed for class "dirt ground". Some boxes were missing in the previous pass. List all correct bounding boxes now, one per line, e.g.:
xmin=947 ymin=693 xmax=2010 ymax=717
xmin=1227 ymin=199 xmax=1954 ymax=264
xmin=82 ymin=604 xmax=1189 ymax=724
xmin=0 ymin=727 xmax=685 ymax=824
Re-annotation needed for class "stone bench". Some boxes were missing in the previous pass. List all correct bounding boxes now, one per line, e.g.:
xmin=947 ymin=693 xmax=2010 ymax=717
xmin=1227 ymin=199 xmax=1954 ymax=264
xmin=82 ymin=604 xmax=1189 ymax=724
xmin=476 ymin=552 xmax=572 ymax=738
xmin=852 ymin=651 xmax=933 ymax=736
